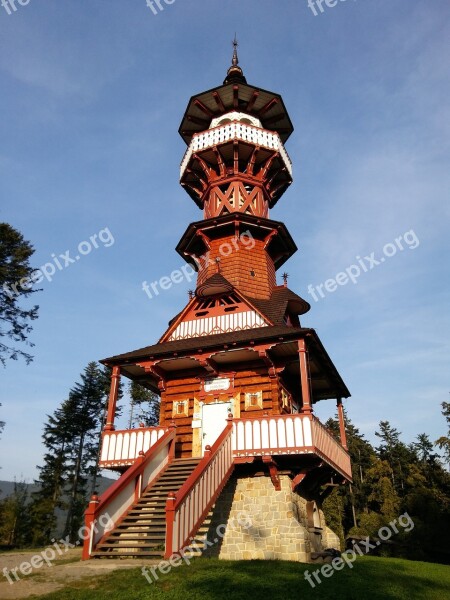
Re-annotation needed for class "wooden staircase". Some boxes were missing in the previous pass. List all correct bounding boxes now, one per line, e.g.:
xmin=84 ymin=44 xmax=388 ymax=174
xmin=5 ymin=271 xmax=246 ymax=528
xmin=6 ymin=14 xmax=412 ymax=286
xmin=91 ymin=458 xmax=200 ymax=558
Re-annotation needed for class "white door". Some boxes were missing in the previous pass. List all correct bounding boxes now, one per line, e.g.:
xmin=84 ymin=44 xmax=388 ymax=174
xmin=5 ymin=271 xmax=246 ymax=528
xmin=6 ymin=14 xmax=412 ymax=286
xmin=201 ymin=402 xmax=231 ymax=455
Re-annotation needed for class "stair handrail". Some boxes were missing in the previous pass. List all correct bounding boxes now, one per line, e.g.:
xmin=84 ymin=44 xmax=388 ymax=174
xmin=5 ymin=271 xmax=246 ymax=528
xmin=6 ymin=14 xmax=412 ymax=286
xmin=165 ymin=418 xmax=234 ymax=559
xmin=82 ymin=424 xmax=176 ymax=559
xmin=164 ymin=421 xmax=233 ymax=559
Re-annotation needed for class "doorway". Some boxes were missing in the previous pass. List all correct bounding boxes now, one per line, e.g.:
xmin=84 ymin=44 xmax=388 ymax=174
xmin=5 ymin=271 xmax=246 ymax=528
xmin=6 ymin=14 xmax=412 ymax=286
xmin=201 ymin=401 xmax=231 ymax=455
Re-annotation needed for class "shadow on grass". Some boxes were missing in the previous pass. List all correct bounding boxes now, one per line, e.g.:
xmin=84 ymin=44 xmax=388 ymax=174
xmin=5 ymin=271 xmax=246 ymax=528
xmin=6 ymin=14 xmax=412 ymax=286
xmin=37 ymin=556 xmax=450 ymax=600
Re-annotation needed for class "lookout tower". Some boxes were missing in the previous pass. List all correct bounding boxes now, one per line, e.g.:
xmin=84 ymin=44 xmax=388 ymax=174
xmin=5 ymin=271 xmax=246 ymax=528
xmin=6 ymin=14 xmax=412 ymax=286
xmin=83 ymin=43 xmax=352 ymax=563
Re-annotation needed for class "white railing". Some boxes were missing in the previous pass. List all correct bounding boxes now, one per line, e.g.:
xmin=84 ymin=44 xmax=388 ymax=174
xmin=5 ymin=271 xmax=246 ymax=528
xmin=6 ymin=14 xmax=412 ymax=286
xmin=100 ymin=426 xmax=168 ymax=468
xmin=232 ymin=414 xmax=352 ymax=480
xmin=180 ymin=122 xmax=293 ymax=179
xmin=168 ymin=310 xmax=267 ymax=341
xmin=165 ymin=421 xmax=234 ymax=558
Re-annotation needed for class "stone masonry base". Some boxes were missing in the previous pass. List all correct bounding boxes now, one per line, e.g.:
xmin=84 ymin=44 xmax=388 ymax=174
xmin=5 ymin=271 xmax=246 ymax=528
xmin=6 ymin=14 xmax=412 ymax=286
xmin=200 ymin=474 xmax=341 ymax=562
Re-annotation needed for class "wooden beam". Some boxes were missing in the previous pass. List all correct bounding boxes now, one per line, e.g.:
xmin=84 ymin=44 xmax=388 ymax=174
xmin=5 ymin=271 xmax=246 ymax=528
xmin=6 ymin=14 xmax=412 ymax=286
xmin=233 ymin=85 xmax=239 ymax=109
xmin=212 ymin=91 xmax=226 ymax=112
xmin=262 ymin=455 xmax=281 ymax=491
xmin=258 ymin=97 xmax=278 ymax=116
xmin=246 ymin=90 xmax=259 ymax=112
xmin=194 ymin=99 xmax=214 ymax=117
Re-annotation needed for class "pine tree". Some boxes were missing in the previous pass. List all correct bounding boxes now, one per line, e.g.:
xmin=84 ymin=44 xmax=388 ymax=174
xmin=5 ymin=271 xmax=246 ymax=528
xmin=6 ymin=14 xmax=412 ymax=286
xmin=0 ymin=481 xmax=32 ymax=547
xmin=0 ymin=223 xmax=40 ymax=365
xmin=324 ymin=411 xmax=375 ymax=531
xmin=436 ymin=401 xmax=450 ymax=465
xmin=29 ymin=406 xmax=72 ymax=545
xmin=63 ymin=362 xmax=108 ymax=541
xmin=32 ymin=362 xmax=111 ymax=544
xmin=375 ymin=421 xmax=417 ymax=496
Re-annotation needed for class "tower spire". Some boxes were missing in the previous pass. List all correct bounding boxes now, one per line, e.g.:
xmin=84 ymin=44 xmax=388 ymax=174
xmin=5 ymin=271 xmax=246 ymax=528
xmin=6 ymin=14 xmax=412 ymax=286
xmin=232 ymin=35 xmax=239 ymax=67
xmin=223 ymin=35 xmax=247 ymax=85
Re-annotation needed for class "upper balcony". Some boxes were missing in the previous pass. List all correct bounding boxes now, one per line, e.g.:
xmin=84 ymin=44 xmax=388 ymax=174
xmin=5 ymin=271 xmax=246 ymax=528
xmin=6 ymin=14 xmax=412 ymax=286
xmin=180 ymin=121 xmax=292 ymax=179
xmin=99 ymin=413 xmax=352 ymax=482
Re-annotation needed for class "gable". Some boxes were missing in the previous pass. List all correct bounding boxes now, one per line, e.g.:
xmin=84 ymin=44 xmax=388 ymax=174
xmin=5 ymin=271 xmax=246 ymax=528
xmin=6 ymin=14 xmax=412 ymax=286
xmin=161 ymin=291 xmax=270 ymax=342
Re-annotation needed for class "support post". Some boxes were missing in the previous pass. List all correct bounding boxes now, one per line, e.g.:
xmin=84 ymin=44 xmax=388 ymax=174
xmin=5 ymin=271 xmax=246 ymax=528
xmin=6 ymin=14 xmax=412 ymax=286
xmin=82 ymin=494 xmax=99 ymax=560
xmin=337 ymin=398 xmax=348 ymax=450
xmin=262 ymin=455 xmax=281 ymax=490
xmin=165 ymin=492 xmax=177 ymax=559
xmin=298 ymin=339 xmax=312 ymax=414
xmin=104 ymin=366 xmax=120 ymax=431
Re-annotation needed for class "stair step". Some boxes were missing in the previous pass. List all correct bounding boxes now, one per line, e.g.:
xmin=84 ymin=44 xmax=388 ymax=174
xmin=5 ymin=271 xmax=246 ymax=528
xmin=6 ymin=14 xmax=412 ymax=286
xmin=92 ymin=457 xmax=203 ymax=559
xmin=98 ymin=539 xmax=164 ymax=547
xmin=112 ymin=528 xmax=166 ymax=534
xmin=91 ymin=551 xmax=164 ymax=557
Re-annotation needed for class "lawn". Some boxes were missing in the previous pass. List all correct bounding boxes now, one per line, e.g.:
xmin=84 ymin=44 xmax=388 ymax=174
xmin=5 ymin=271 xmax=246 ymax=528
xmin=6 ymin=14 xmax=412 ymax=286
xmin=37 ymin=555 xmax=450 ymax=600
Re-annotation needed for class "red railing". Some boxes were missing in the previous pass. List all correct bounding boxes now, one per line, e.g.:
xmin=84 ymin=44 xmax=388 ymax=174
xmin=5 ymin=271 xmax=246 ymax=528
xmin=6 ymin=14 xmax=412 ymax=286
xmin=232 ymin=414 xmax=352 ymax=481
xmin=164 ymin=421 xmax=234 ymax=559
xmin=82 ymin=426 xmax=176 ymax=560
xmin=312 ymin=415 xmax=352 ymax=480
xmin=99 ymin=425 xmax=168 ymax=468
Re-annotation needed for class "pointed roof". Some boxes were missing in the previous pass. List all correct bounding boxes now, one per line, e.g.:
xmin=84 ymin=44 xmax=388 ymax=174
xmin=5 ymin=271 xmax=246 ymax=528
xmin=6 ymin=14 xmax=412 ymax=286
xmin=223 ymin=36 xmax=247 ymax=85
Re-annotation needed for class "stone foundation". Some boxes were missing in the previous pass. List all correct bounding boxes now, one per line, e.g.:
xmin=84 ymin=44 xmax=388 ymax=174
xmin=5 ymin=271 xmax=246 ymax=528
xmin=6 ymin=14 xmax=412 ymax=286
xmin=200 ymin=474 xmax=340 ymax=562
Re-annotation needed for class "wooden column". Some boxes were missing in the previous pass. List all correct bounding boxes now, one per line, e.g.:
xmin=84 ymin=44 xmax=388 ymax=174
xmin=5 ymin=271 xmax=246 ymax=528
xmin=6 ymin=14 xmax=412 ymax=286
xmin=337 ymin=398 xmax=348 ymax=450
xmin=298 ymin=339 xmax=312 ymax=414
xmin=104 ymin=366 xmax=120 ymax=431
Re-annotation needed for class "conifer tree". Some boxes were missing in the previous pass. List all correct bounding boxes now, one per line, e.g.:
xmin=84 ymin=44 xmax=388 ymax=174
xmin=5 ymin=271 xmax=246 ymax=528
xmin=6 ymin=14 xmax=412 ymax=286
xmin=29 ymin=406 xmax=72 ymax=544
xmin=32 ymin=362 xmax=111 ymax=543
xmin=63 ymin=362 xmax=108 ymax=541
xmin=436 ymin=401 xmax=450 ymax=465
xmin=0 ymin=223 xmax=40 ymax=365
xmin=0 ymin=481 xmax=32 ymax=547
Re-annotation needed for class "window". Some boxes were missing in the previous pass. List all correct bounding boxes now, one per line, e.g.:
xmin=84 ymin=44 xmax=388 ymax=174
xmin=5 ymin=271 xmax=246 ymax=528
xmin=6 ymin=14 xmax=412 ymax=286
xmin=172 ymin=400 xmax=189 ymax=418
xmin=244 ymin=390 xmax=263 ymax=410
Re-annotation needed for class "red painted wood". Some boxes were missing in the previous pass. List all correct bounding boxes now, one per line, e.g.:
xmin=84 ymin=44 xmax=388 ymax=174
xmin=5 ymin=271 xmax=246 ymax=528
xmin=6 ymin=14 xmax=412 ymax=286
xmin=164 ymin=421 xmax=234 ymax=559
xmin=104 ymin=366 xmax=120 ymax=431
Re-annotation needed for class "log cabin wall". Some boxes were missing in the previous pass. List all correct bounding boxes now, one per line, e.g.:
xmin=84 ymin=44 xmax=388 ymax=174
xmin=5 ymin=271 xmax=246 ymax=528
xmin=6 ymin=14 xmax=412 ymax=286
xmin=158 ymin=367 xmax=294 ymax=458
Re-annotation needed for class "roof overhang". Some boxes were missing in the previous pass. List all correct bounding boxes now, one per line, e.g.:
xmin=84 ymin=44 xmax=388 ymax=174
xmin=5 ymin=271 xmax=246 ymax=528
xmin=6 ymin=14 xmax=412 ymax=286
xmin=179 ymin=82 xmax=294 ymax=145
xmin=176 ymin=213 xmax=297 ymax=272
xmin=101 ymin=328 xmax=350 ymax=402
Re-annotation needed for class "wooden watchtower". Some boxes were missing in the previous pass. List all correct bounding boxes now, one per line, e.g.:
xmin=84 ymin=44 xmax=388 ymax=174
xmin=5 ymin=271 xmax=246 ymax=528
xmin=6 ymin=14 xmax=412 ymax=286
xmin=83 ymin=44 xmax=352 ymax=562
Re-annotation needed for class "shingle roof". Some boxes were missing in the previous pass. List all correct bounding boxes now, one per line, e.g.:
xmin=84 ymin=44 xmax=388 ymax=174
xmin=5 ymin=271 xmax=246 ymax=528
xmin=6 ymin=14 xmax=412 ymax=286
xmin=101 ymin=325 xmax=306 ymax=364
xmin=247 ymin=286 xmax=310 ymax=325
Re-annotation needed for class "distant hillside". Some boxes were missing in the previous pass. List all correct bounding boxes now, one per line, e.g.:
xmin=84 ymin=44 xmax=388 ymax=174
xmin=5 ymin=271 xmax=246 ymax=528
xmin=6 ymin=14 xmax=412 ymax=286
xmin=0 ymin=476 xmax=118 ymax=541
xmin=0 ymin=476 xmax=116 ymax=500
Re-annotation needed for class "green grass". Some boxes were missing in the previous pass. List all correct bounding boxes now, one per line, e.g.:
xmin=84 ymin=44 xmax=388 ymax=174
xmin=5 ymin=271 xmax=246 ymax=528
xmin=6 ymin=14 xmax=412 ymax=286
xmin=37 ymin=555 xmax=450 ymax=600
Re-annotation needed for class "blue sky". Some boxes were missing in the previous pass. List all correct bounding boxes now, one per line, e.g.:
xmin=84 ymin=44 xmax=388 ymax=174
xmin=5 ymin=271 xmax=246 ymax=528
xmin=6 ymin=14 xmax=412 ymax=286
xmin=1 ymin=0 xmax=449 ymax=481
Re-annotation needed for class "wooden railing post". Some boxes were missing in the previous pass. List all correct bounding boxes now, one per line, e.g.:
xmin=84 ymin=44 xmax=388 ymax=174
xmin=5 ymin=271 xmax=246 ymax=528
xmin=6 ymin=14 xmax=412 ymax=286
xmin=82 ymin=494 xmax=100 ymax=560
xmin=105 ymin=366 xmax=121 ymax=431
xmin=298 ymin=339 xmax=313 ymax=414
xmin=165 ymin=492 xmax=177 ymax=559
xmin=169 ymin=421 xmax=177 ymax=460
xmin=337 ymin=398 xmax=348 ymax=450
